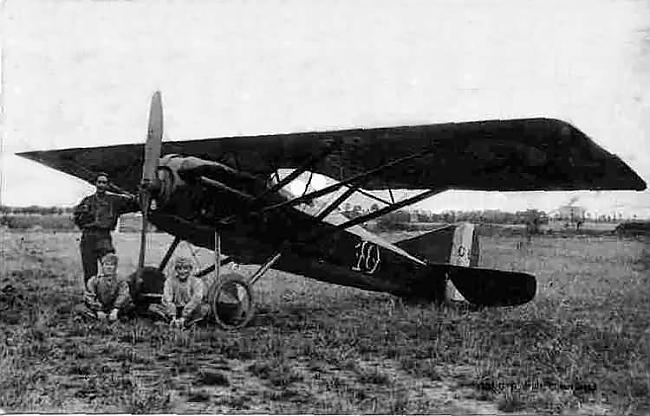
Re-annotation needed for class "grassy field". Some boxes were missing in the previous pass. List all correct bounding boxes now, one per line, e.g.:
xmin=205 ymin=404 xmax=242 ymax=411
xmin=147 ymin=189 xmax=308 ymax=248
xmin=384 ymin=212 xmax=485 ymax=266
xmin=0 ymin=230 xmax=648 ymax=414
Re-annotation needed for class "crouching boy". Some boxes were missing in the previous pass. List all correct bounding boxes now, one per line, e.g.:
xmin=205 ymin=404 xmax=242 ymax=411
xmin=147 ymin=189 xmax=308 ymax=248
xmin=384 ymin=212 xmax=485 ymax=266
xmin=75 ymin=253 xmax=133 ymax=322
xmin=148 ymin=257 xmax=209 ymax=328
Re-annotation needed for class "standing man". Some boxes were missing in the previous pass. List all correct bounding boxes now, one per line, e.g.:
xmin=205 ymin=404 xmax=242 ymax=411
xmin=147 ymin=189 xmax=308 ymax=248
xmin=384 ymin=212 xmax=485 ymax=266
xmin=73 ymin=172 xmax=140 ymax=284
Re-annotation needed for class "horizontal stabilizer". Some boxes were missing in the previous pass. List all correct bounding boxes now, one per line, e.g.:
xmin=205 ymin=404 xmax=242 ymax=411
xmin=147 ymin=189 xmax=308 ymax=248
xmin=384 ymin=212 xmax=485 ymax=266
xmin=430 ymin=264 xmax=536 ymax=307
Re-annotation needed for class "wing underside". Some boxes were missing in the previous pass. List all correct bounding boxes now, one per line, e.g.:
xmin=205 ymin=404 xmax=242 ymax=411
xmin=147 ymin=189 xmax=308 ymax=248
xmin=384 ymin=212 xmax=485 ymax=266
xmin=17 ymin=118 xmax=646 ymax=194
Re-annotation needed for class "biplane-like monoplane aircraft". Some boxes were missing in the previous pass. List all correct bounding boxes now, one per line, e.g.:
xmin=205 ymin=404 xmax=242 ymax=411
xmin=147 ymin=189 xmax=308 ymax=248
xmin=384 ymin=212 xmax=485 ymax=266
xmin=17 ymin=92 xmax=646 ymax=328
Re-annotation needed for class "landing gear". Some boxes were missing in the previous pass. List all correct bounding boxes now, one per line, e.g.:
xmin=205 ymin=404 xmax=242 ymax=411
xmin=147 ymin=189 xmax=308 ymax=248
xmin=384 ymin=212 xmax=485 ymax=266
xmin=207 ymin=273 xmax=255 ymax=329
xmin=130 ymin=229 xmax=279 ymax=329
xmin=203 ymin=232 xmax=280 ymax=330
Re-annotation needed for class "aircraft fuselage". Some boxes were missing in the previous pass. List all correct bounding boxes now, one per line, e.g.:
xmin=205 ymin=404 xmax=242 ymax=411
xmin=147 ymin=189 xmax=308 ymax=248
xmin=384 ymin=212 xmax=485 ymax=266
xmin=144 ymin=154 xmax=535 ymax=306
xmin=148 ymin=154 xmax=445 ymax=300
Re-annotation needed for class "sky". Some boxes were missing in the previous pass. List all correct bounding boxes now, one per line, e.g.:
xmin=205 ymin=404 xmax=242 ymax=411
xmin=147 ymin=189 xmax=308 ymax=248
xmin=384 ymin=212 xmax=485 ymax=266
xmin=1 ymin=0 xmax=649 ymax=218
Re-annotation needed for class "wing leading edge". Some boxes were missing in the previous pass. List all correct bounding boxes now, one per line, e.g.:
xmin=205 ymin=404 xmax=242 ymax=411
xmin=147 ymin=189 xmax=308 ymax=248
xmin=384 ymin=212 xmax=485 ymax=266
xmin=17 ymin=118 xmax=646 ymax=193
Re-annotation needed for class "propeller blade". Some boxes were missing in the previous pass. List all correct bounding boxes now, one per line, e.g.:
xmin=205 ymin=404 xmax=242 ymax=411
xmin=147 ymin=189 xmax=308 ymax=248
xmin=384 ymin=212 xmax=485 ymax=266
xmin=137 ymin=91 xmax=164 ymax=275
xmin=142 ymin=90 xmax=163 ymax=183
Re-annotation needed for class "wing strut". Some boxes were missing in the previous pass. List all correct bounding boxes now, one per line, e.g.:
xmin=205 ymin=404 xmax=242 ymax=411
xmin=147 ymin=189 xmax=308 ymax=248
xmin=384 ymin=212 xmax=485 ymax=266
xmin=301 ymin=171 xmax=314 ymax=197
xmin=263 ymin=149 xmax=432 ymax=212
xmin=249 ymin=252 xmax=282 ymax=285
xmin=315 ymin=185 xmax=358 ymax=221
xmin=335 ymin=188 xmax=448 ymax=231
xmin=356 ymin=188 xmax=392 ymax=206
xmin=196 ymin=257 xmax=234 ymax=278
xmin=158 ymin=236 xmax=181 ymax=271
xmin=286 ymin=187 xmax=448 ymax=254
xmin=388 ymin=188 xmax=396 ymax=204
xmin=258 ymin=147 xmax=334 ymax=200
xmin=199 ymin=176 xmax=255 ymax=201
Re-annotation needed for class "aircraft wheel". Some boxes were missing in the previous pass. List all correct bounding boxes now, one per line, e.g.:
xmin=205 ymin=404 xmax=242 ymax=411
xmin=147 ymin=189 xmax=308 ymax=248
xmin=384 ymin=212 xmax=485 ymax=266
xmin=207 ymin=273 xmax=255 ymax=330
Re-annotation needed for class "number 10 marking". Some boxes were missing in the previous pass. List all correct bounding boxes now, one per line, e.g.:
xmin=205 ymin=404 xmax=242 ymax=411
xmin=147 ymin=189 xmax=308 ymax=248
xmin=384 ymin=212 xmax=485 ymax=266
xmin=352 ymin=240 xmax=381 ymax=274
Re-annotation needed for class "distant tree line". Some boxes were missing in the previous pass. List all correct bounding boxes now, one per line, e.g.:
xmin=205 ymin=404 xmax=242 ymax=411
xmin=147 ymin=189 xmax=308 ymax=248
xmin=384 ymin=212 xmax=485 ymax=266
xmin=0 ymin=205 xmax=75 ymax=215
xmin=0 ymin=204 xmax=632 ymax=226
xmin=341 ymin=206 xmax=550 ymax=226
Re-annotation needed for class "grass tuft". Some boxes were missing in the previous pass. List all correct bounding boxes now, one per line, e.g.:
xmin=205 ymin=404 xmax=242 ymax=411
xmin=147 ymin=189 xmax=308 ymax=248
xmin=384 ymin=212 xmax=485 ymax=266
xmin=497 ymin=387 xmax=527 ymax=413
xmin=197 ymin=369 xmax=230 ymax=386
xmin=186 ymin=389 xmax=211 ymax=403
xmin=357 ymin=367 xmax=392 ymax=386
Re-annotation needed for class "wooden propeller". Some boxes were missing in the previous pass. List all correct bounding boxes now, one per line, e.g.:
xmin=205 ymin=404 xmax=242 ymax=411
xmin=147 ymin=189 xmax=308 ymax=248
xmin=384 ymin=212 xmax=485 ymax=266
xmin=137 ymin=91 xmax=163 ymax=279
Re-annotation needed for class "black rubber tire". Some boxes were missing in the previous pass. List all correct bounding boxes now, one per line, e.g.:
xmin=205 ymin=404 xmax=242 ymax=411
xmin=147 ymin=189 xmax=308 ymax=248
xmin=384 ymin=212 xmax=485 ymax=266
xmin=207 ymin=273 xmax=255 ymax=330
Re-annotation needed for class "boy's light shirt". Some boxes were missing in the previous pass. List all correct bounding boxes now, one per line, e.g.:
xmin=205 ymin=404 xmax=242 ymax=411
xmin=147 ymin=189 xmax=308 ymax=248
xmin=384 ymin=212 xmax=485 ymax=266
xmin=162 ymin=275 xmax=205 ymax=319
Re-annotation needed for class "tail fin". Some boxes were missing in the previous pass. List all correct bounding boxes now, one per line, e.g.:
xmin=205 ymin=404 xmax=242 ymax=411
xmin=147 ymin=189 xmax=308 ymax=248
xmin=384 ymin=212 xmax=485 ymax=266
xmin=395 ymin=223 xmax=479 ymax=266
xmin=396 ymin=223 xmax=480 ymax=302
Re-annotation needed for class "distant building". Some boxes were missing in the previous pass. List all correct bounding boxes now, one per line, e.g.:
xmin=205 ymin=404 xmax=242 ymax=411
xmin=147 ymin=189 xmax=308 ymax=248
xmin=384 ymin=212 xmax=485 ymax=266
xmin=557 ymin=205 xmax=586 ymax=221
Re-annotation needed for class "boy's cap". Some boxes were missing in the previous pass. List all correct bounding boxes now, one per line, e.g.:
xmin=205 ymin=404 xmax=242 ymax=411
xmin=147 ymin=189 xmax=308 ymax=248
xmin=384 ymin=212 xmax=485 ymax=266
xmin=174 ymin=256 xmax=193 ymax=268
xmin=101 ymin=253 xmax=118 ymax=265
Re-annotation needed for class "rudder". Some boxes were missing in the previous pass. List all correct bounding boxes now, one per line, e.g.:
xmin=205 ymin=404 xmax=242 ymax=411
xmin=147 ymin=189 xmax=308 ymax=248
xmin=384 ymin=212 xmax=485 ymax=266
xmin=395 ymin=222 xmax=480 ymax=302
xmin=395 ymin=223 xmax=480 ymax=267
